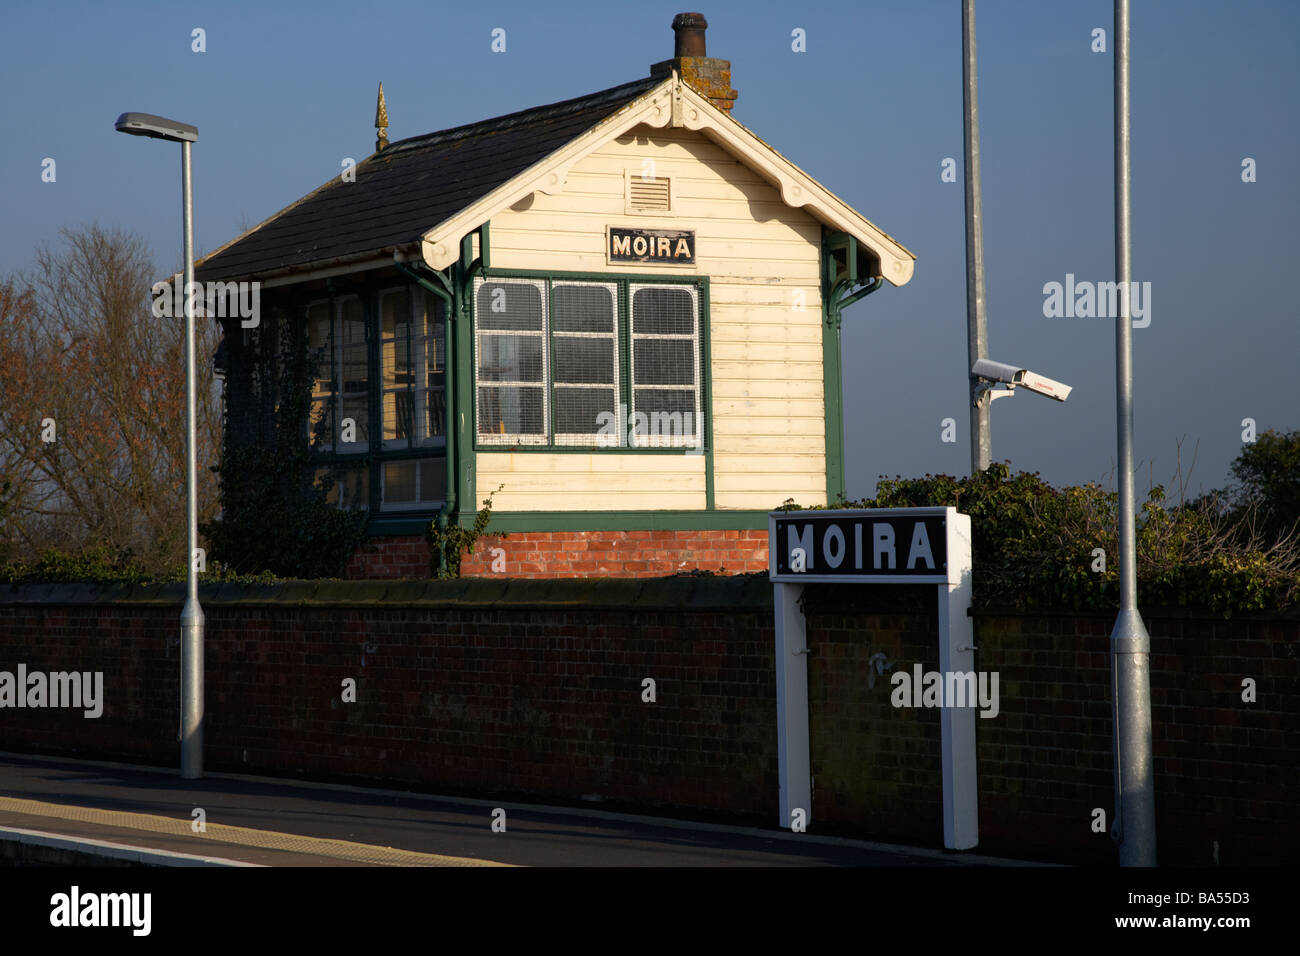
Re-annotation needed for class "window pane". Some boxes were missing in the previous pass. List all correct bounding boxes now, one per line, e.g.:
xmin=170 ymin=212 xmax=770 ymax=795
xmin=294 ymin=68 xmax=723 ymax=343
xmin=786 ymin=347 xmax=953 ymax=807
xmin=419 ymin=290 xmax=446 ymax=443
xmin=341 ymin=395 xmax=368 ymax=443
xmin=308 ymin=304 xmax=333 ymax=387
xmin=632 ymin=389 xmax=698 ymax=438
xmin=308 ymin=301 xmax=334 ymax=433
xmin=383 ymin=390 xmax=413 ymax=442
xmin=633 ymin=338 xmax=695 ymax=385
xmin=476 ymin=281 xmax=543 ymax=331
xmin=553 ymin=336 xmax=615 ymax=384
xmin=383 ymin=336 xmax=412 ymax=387
xmin=477 ymin=334 xmax=544 ymax=382
xmin=555 ymin=386 xmax=617 ymax=435
xmin=478 ymin=385 xmax=545 ymax=436
xmin=424 ymin=297 xmax=444 ymax=374
xmin=552 ymin=284 xmax=614 ymax=332
xmin=632 ymin=287 xmax=694 ymax=335
xmin=381 ymin=289 xmax=412 ymax=389
xmin=341 ymin=298 xmax=365 ymax=342
xmin=340 ymin=466 xmax=369 ymax=508
xmin=341 ymin=342 xmax=368 ymax=393
xmin=316 ymin=465 xmax=368 ymax=509
xmin=309 ymin=399 xmax=333 ymax=448
xmin=383 ymin=461 xmax=416 ymax=504
xmin=381 ymin=289 xmax=410 ymax=340
xmin=425 ymin=388 xmax=445 ymax=438
xmin=419 ymin=459 xmax=447 ymax=503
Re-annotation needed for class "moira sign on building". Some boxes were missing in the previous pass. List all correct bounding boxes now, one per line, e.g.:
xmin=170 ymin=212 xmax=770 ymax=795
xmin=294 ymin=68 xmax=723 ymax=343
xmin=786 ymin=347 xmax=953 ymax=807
xmin=608 ymin=226 xmax=695 ymax=264
xmin=769 ymin=508 xmax=954 ymax=582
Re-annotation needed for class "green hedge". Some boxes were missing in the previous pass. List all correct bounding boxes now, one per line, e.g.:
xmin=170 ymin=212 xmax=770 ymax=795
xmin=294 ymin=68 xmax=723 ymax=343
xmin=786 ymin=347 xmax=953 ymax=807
xmin=779 ymin=463 xmax=1300 ymax=616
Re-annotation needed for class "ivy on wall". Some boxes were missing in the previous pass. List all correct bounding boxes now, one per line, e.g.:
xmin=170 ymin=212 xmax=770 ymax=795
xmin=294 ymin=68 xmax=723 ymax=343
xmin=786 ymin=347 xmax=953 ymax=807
xmin=201 ymin=305 xmax=368 ymax=579
xmin=428 ymin=485 xmax=504 ymax=579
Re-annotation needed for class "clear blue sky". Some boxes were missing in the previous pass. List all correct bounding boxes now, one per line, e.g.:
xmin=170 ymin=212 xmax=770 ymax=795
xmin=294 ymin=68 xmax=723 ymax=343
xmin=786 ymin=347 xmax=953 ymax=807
xmin=3 ymin=0 xmax=1297 ymax=499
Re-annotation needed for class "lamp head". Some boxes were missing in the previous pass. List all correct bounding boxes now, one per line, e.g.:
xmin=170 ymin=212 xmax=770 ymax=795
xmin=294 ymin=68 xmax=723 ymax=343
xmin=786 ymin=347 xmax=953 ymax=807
xmin=115 ymin=112 xmax=197 ymax=143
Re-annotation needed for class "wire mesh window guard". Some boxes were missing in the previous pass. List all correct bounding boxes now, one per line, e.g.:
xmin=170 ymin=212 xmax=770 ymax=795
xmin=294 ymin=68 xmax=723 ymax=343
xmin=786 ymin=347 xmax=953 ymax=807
xmin=629 ymin=284 xmax=700 ymax=448
xmin=473 ymin=275 xmax=702 ymax=450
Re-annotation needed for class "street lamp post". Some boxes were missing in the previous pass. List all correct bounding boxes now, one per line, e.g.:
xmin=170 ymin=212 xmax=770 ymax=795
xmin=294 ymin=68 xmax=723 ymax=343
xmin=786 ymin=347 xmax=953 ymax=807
xmin=1109 ymin=1 xmax=1156 ymax=866
xmin=114 ymin=112 xmax=204 ymax=780
xmin=962 ymin=0 xmax=991 ymax=474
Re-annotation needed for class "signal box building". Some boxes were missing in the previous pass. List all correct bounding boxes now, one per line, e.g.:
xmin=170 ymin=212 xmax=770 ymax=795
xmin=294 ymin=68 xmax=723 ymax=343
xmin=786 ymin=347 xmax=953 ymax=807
xmin=196 ymin=13 xmax=915 ymax=579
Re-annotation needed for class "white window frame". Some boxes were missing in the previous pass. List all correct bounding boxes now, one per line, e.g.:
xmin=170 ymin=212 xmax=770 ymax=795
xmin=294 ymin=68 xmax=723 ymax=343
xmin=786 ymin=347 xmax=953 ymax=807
xmin=628 ymin=282 xmax=701 ymax=449
xmin=551 ymin=279 xmax=620 ymax=447
xmin=473 ymin=276 xmax=549 ymax=446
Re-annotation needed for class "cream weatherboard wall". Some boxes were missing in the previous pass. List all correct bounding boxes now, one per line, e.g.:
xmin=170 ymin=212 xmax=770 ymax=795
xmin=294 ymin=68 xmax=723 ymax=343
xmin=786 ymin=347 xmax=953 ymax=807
xmin=478 ymin=124 xmax=828 ymax=514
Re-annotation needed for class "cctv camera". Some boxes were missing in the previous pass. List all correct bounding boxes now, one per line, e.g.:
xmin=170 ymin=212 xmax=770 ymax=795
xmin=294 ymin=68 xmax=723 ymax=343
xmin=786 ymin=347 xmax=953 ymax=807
xmin=1016 ymin=370 xmax=1071 ymax=402
xmin=971 ymin=358 xmax=1071 ymax=403
xmin=971 ymin=359 xmax=1022 ymax=385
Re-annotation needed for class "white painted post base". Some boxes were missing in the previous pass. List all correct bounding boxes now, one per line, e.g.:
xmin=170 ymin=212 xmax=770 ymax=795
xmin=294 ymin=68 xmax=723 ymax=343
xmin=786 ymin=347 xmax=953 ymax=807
xmin=774 ymin=582 xmax=810 ymax=830
xmin=938 ymin=580 xmax=979 ymax=849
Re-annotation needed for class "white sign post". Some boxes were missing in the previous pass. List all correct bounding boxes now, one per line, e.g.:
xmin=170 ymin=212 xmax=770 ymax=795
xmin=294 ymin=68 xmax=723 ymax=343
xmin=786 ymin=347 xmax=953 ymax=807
xmin=768 ymin=506 xmax=978 ymax=850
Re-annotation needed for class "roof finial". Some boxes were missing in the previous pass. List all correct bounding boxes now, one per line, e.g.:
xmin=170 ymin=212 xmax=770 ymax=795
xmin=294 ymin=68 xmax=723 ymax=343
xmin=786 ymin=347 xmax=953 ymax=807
xmin=375 ymin=82 xmax=389 ymax=152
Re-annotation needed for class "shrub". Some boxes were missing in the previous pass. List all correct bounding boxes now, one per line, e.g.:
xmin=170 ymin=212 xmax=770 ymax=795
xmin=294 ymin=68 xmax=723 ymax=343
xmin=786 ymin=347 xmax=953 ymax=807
xmin=780 ymin=462 xmax=1300 ymax=616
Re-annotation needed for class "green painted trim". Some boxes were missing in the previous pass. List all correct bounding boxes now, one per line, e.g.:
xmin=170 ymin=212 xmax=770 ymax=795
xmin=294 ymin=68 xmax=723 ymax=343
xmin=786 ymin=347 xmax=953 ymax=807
xmin=368 ymin=508 xmax=770 ymax=535
xmin=821 ymin=227 xmax=846 ymax=505
xmin=483 ymin=266 xmax=702 ymax=285
xmin=837 ymin=275 xmax=883 ymax=310
xmin=476 ymin=445 xmax=699 ymax=455
xmin=365 ymin=514 xmax=439 ymax=536
xmin=701 ymin=276 xmax=715 ymax=510
xmin=820 ymin=229 xmax=885 ymax=506
xmin=456 ymin=234 xmax=477 ymax=523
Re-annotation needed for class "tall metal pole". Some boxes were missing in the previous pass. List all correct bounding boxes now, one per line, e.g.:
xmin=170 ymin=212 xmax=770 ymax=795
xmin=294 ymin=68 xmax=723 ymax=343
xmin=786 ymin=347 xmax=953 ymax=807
xmin=962 ymin=0 xmax=991 ymax=473
xmin=1110 ymin=0 xmax=1155 ymax=866
xmin=180 ymin=139 xmax=205 ymax=779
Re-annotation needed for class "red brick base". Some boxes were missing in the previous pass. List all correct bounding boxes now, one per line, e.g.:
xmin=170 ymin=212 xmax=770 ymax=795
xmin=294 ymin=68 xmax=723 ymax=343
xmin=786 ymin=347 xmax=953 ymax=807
xmin=346 ymin=529 xmax=769 ymax=579
xmin=345 ymin=535 xmax=430 ymax=579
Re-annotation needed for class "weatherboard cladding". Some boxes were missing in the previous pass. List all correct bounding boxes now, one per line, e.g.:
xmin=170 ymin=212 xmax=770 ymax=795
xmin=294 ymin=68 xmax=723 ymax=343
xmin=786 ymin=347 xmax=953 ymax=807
xmin=196 ymin=77 xmax=661 ymax=283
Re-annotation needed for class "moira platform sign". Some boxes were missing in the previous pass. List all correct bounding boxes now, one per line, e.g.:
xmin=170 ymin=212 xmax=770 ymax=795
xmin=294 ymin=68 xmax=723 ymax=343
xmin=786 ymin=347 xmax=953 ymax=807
xmin=769 ymin=507 xmax=959 ymax=583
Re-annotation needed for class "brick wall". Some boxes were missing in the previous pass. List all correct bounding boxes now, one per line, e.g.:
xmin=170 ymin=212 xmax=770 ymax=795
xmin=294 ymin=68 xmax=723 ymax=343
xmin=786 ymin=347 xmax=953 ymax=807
xmin=346 ymin=535 xmax=430 ymax=579
xmin=1 ymin=579 xmax=1294 ymax=864
xmin=346 ymin=529 xmax=770 ymax=579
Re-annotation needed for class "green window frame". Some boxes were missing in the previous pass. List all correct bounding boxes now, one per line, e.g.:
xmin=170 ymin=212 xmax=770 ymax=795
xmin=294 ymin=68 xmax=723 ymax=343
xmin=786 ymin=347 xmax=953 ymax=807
xmin=306 ymin=285 xmax=447 ymax=514
xmin=472 ymin=271 xmax=707 ymax=452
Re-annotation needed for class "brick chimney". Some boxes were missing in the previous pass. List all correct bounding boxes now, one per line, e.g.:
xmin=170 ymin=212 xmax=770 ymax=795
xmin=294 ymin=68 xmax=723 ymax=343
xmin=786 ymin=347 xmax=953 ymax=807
xmin=650 ymin=12 xmax=738 ymax=113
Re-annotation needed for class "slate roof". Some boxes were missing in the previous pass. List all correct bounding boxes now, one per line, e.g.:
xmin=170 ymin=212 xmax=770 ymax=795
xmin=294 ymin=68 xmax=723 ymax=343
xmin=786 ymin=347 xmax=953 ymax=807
xmin=196 ymin=77 xmax=662 ymax=283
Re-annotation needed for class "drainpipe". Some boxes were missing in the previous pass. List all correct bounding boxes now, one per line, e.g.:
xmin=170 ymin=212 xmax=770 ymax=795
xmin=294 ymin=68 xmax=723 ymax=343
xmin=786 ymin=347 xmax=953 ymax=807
xmin=393 ymin=257 xmax=456 ymax=574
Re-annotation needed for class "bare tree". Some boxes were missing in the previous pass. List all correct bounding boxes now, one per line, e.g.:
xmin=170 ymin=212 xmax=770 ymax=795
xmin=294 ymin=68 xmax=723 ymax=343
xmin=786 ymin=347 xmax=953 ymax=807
xmin=0 ymin=224 xmax=220 ymax=572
